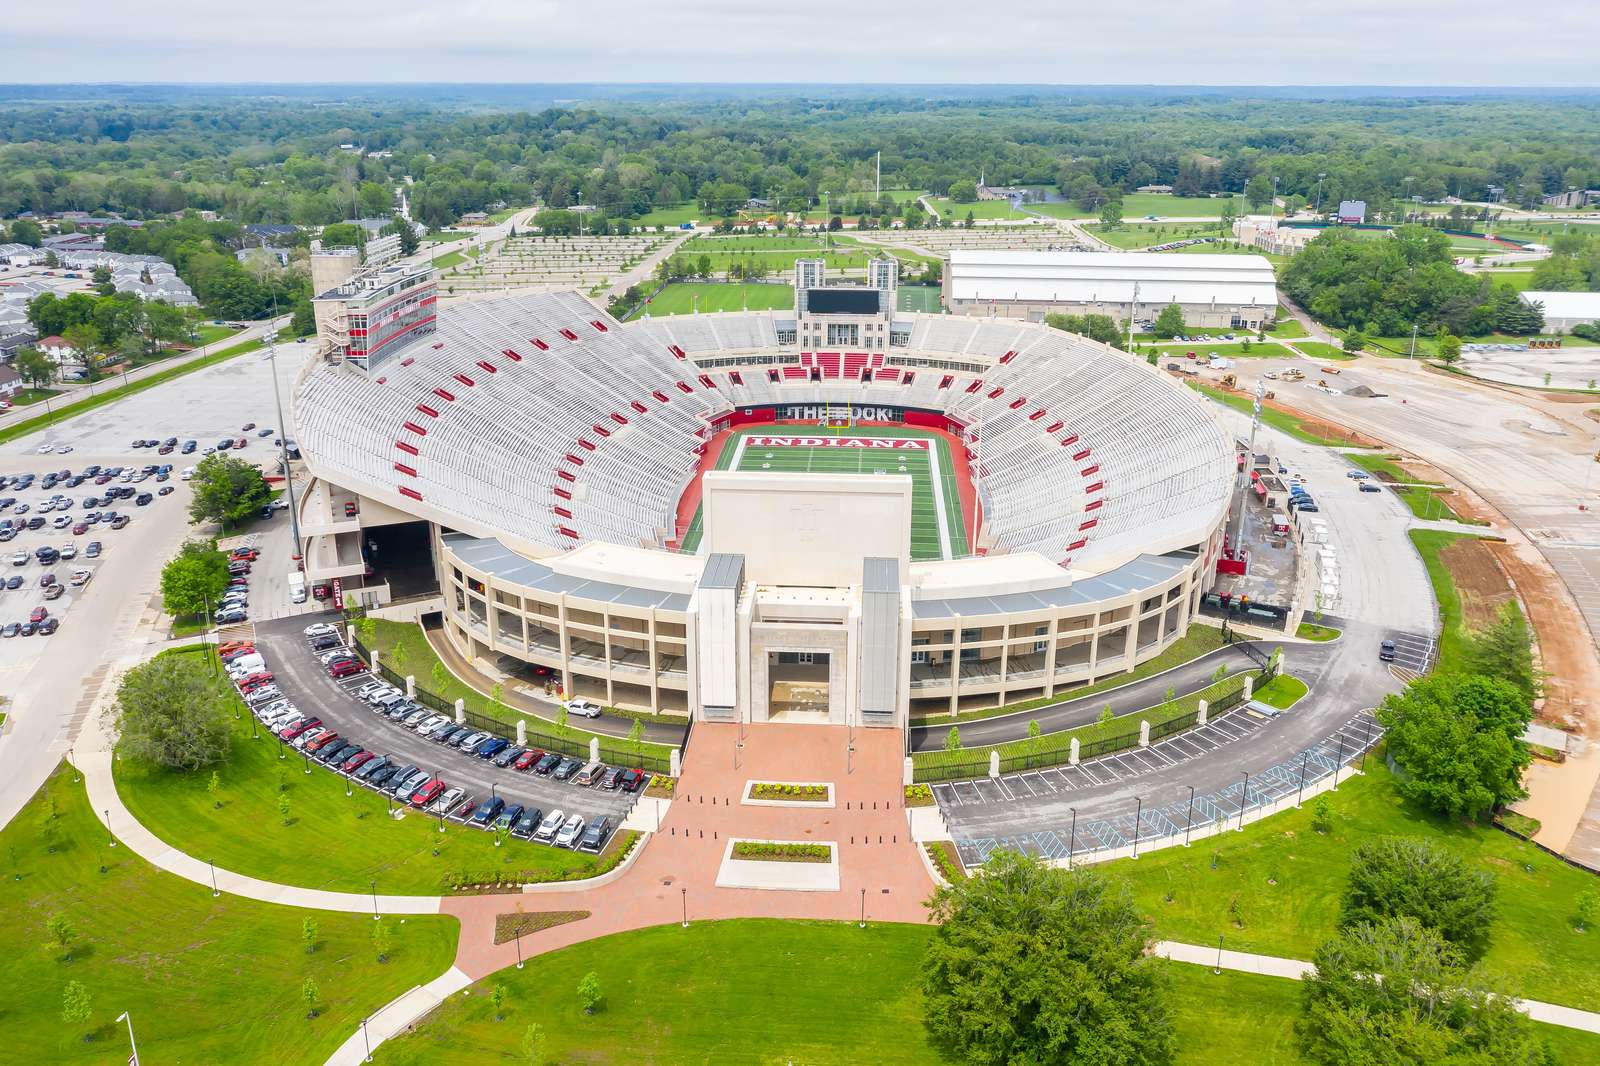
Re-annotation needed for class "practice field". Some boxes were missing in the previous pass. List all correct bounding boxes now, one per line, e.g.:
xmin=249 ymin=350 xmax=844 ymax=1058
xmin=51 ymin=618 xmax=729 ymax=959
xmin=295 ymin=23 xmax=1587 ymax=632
xmin=680 ymin=425 xmax=968 ymax=561
xmin=642 ymin=282 xmax=794 ymax=315
xmin=896 ymin=284 xmax=943 ymax=312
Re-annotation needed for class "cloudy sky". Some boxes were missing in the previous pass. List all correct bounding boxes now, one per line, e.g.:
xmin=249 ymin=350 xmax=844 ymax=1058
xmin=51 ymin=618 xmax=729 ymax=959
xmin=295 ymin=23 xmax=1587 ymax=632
xmin=8 ymin=0 xmax=1598 ymax=86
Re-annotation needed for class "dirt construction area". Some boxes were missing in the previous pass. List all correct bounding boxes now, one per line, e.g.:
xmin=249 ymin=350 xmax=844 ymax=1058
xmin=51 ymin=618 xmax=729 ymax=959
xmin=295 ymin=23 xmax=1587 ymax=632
xmin=1439 ymin=537 xmax=1515 ymax=630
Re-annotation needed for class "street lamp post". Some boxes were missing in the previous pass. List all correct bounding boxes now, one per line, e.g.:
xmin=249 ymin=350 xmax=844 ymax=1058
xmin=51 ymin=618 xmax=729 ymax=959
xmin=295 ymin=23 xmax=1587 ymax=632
xmin=370 ymin=880 xmax=379 ymax=920
xmin=362 ymin=1018 xmax=373 ymax=1063
xmin=515 ymin=933 xmax=524 ymax=969
xmin=1296 ymin=752 xmax=1309 ymax=808
xmin=1214 ymin=935 xmax=1225 ymax=975
xmin=105 ymin=810 xmax=116 ymax=847
xmin=1132 ymin=796 xmax=1142 ymax=859
xmin=1184 ymin=785 xmax=1196 ymax=847
xmin=1067 ymin=807 xmax=1077 ymax=870
xmin=859 ymin=887 xmax=866 ymax=928
xmin=1237 ymin=772 xmax=1250 ymax=831
xmin=681 ymin=887 xmax=688 ymax=928
xmin=209 ymin=858 xmax=219 ymax=898
xmin=1333 ymin=732 xmax=1347 ymax=790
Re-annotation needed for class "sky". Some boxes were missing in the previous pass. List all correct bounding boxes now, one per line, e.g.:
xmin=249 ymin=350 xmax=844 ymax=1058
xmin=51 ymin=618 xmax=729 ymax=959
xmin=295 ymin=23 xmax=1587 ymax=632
xmin=8 ymin=0 xmax=1599 ymax=87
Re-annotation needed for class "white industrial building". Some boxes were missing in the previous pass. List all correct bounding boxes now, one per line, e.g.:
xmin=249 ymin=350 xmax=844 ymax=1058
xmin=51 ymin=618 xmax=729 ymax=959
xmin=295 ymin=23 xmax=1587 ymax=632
xmin=942 ymin=250 xmax=1279 ymax=330
xmin=1520 ymin=291 xmax=1600 ymax=333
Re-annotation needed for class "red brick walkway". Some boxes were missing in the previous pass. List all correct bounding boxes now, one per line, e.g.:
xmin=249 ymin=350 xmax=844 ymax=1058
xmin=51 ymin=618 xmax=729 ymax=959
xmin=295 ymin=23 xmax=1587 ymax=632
xmin=444 ymin=722 xmax=934 ymax=979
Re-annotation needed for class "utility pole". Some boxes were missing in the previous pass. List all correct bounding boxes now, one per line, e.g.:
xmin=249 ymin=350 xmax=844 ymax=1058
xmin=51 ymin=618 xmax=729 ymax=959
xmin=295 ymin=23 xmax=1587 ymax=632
xmin=876 ymin=151 xmax=881 ymax=200
xmin=1226 ymin=379 xmax=1266 ymax=554
xmin=1125 ymin=281 xmax=1141 ymax=353
xmin=1408 ymin=321 xmax=1419 ymax=360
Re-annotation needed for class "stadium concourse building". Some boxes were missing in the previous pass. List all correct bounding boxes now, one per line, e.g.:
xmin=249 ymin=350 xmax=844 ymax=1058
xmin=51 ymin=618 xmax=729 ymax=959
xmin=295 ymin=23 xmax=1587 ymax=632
xmin=942 ymin=250 xmax=1278 ymax=331
xmin=291 ymin=270 xmax=1236 ymax=727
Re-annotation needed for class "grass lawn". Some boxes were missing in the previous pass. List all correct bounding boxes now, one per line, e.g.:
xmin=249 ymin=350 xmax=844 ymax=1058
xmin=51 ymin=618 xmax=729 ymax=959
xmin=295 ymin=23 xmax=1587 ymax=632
xmin=1251 ymin=674 xmax=1308 ymax=710
xmin=192 ymin=323 xmax=241 ymax=347
xmin=1109 ymin=761 xmax=1600 ymax=1012
xmin=1268 ymin=319 xmax=1309 ymax=339
xmin=1480 ymin=269 xmax=1538 ymax=292
xmin=1083 ymin=221 xmax=1228 ymax=249
xmin=1409 ymin=529 xmax=1476 ymax=671
xmin=10 ymin=386 xmax=61 ymax=406
xmin=630 ymin=203 xmax=702 ymax=228
xmin=0 ymin=766 xmax=457 ymax=1064
xmin=1147 ymin=340 xmax=1294 ymax=360
xmin=1289 ymin=340 xmax=1356 ymax=362
xmin=1349 ymin=452 xmax=1479 ymax=524
xmin=1295 ymin=622 xmax=1341 ymax=642
xmin=431 ymin=250 xmax=466 ymax=269
xmin=357 ymin=619 xmax=680 ymax=759
xmin=0 ymin=337 xmax=265 ymax=447
xmin=911 ymin=624 xmax=1227 ymax=725
xmin=644 ymin=282 xmax=793 ymax=315
xmin=114 ymin=712 xmax=626 ymax=894
xmin=926 ymin=197 xmax=1030 ymax=221
xmin=1184 ymin=381 xmax=1364 ymax=448
xmin=1033 ymin=193 xmax=1248 ymax=220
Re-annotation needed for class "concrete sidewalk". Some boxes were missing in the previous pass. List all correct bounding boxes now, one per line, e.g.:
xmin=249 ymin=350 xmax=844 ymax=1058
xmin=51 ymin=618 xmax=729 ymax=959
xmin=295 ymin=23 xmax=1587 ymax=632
xmin=324 ymin=968 xmax=473 ymax=1066
xmin=1154 ymin=940 xmax=1600 ymax=1034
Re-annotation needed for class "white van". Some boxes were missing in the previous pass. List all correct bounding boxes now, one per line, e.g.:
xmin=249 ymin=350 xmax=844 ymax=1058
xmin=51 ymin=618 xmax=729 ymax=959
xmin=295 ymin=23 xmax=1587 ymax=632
xmin=288 ymin=572 xmax=306 ymax=604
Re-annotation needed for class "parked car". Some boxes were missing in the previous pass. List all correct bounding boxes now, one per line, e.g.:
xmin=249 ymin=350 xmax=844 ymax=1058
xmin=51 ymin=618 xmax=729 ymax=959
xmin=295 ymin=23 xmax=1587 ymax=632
xmin=470 ymin=796 xmax=505 ymax=826
xmin=492 ymin=804 xmax=525 ymax=832
xmin=598 ymin=766 xmax=624 ymax=790
xmin=492 ymin=744 xmax=526 ymax=768
xmin=427 ymin=787 xmax=466 ymax=816
xmin=511 ymin=808 xmax=543 ymax=839
xmin=533 ymin=808 xmax=565 ymax=842
xmin=1359 ymin=482 xmax=1381 ymax=493
xmin=455 ymin=730 xmax=490 ymax=751
xmin=533 ymin=752 xmax=561 ymax=775
xmin=355 ymin=757 xmax=393 ymax=782
xmin=342 ymin=750 xmax=377 ymax=773
xmin=1379 ymin=639 xmax=1397 ymax=662
xmin=565 ymin=697 xmax=602 ymax=719
xmin=513 ymin=749 xmax=543 ymax=772
xmin=552 ymin=756 xmax=580 ymax=781
xmin=409 ymin=779 xmax=446 ymax=808
xmin=554 ymin=814 xmax=586 ymax=849
xmin=476 ymin=737 xmax=510 ymax=760
xmin=577 ymin=816 xmax=613 ymax=853
xmin=574 ymin=761 xmax=605 ymax=787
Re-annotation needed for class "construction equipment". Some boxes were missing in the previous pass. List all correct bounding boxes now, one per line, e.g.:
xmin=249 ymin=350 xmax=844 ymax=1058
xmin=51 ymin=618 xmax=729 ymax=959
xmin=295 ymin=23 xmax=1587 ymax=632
xmin=1281 ymin=368 xmax=1305 ymax=381
xmin=1220 ymin=373 xmax=1237 ymax=389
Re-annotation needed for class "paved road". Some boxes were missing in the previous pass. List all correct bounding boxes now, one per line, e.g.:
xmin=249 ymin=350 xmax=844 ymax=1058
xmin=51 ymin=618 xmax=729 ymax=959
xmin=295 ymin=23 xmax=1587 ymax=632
xmin=254 ymin=615 xmax=639 ymax=829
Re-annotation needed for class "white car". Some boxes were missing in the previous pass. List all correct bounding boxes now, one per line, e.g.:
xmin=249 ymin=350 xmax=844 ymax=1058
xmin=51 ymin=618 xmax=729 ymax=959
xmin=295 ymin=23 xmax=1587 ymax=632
xmin=555 ymin=814 xmax=586 ymax=849
xmin=35 ymin=443 xmax=54 ymax=454
xmin=10 ymin=550 xmax=27 ymax=566
xmin=533 ymin=808 xmax=566 ymax=843
xmin=565 ymin=697 xmax=602 ymax=719
xmin=69 ymin=568 xmax=92 ymax=587
xmin=304 ymin=622 xmax=339 ymax=638
xmin=51 ymin=515 xmax=71 ymax=529
xmin=180 ymin=466 xmax=197 ymax=480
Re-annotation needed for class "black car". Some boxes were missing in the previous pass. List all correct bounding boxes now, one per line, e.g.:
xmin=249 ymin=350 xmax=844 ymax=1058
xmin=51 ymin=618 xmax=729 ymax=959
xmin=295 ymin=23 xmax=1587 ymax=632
xmin=598 ymin=766 xmax=624 ymax=790
xmin=354 ymin=757 xmax=392 ymax=782
xmin=37 ymin=618 xmax=59 ymax=635
xmin=366 ymin=762 xmax=402 ymax=787
xmin=181 ymin=441 xmax=197 ymax=454
xmin=5 ymin=576 xmax=21 ymax=591
xmin=533 ymin=751 xmax=561 ymax=775
xmin=620 ymin=768 xmax=648 ymax=793
xmin=577 ymin=816 xmax=613 ymax=854
xmin=435 ymin=726 xmax=468 ymax=746
xmin=552 ymin=756 xmax=580 ymax=781
xmin=310 ymin=634 xmax=341 ymax=651
xmin=320 ymin=742 xmax=359 ymax=765
xmin=135 ymin=493 xmax=153 ymax=506
xmin=216 ymin=439 xmax=233 ymax=451
xmin=511 ymin=808 xmax=543 ymax=839
xmin=1379 ymin=639 xmax=1397 ymax=662
xmin=469 ymin=796 xmax=504 ymax=826
xmin=1358 ymin=482 xmax=1381 ymax=493
xmin=492 ymin=744 xmax=526 ymax=768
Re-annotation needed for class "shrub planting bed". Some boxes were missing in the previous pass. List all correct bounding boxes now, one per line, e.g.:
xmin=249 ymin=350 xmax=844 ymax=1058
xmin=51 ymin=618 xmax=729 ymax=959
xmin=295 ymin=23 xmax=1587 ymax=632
xmin=904 ymin=784 xmax=935 ymax=807
xmin=493 ymin=910 xmax=590 ymax=945
xmin=730 ymin=841 xmax=832 ymax=863
xmin=747 ymin=782 xmax=830 ymax=802
xmin=925 ymin=840 xmax=966 ymax=881
xmin=441 ymin=831 xmax=639 ymax=893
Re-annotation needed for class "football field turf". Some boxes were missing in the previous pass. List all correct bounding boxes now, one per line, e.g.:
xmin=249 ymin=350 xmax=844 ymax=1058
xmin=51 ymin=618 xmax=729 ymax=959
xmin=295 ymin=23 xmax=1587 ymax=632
xmin=680 ymin=425 xmax=968 ymax=561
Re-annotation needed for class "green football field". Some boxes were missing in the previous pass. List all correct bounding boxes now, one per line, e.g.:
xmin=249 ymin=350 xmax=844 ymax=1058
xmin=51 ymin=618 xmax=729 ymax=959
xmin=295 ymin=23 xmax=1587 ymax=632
xmin=679 ymin=425 xmax=969 ymax=561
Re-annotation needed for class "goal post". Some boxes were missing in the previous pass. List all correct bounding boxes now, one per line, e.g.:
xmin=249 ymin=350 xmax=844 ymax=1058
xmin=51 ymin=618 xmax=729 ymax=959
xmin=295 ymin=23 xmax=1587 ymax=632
xmin=821 ymin=402 xmax=854 ymax=431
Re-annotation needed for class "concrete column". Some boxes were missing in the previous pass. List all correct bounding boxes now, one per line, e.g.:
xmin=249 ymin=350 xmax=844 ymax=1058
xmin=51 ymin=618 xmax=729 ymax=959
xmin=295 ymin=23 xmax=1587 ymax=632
xmin=370 ymin=649 xmax=381 ymax=676
xmin=345 ymin=624 xmax=355 ymax=646
xmin=988 ymin=750 xmax=1000 ymax=778
xmin=1044 ymin=616 xmax=1060 ymax=699
xmin=903 ymin=756 xmax=915 ymax=786
xmin=669 ymin=747 xmax=681 ymax=777
xmin=1276 ymin=649 xmax=1288 ymax=675
xmin=1139 ymin=719 xmax=1150 ymax=747
xmin=405 ymin=674 xmax=415 ymax=698
xmin=1069 ymin=737 xmax=1080 ymax=766
xmin=516 ymin=720 xmax=526 ymax=745
xmin=454 ymin=698 xmax=465 ymax=725
xmin=590 ymin=736 xmax=601 ymax=763
xmin=1243 ymin=675 xmax=1254 ymax=700
xmin=1197 ymin=699 xmax=1208 ymax=726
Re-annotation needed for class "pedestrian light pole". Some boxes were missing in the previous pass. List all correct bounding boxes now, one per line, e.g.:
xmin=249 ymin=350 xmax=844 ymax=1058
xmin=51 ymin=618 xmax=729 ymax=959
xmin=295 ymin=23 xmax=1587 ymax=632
xmin=117 ymin=1011 xmax=140 ymax=1065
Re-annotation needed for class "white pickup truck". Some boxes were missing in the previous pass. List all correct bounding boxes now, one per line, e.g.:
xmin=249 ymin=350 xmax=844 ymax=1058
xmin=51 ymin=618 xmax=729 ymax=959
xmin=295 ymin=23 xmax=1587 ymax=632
xmin=288 ymin=571 xmax=306 ymax=604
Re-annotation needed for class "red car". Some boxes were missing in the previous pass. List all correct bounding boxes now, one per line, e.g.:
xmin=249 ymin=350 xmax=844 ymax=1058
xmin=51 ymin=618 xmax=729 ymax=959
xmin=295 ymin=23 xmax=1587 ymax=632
xmin=280 ymin=717 xmax=320 ymax=741
xmin=409 ymin=779 xmax=445 ymax=808
xmin=306 ymin=731 xmax=342 ymax=753
xmin=237 ymin=672 xmax=275 ymax=691
xmin=72 ymin=523 xmax=88 ymax=535
xmin=231 ymin=547 xmax=259 ymax=561
xmin=342 ymin=751 xmax=376 ymax=773
xmin=513 ymin=749 xmax=543 ymax=771
xmin=29 ymin=606 xmax=48 ymax=624
xmin=218 ymin=639 xmax=254 ymax=656
xmin=328 ymin=659 xmax=364 ymax=679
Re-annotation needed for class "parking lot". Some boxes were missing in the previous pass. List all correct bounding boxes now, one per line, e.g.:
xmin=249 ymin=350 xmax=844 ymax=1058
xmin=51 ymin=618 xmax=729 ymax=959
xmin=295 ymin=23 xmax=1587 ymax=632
xmin=248 ymin=615 xmax=640 ymax=842
xmin=1382 ymin=629 xmax=1436 ymax=676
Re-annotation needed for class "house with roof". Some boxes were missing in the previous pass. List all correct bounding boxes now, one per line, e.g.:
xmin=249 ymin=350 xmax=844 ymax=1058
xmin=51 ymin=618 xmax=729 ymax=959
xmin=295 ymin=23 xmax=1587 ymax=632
xmin=0 ymin=365 xmax=21 ymax=400
xmin=1333 ymin=200 xmax=1367 ymax=224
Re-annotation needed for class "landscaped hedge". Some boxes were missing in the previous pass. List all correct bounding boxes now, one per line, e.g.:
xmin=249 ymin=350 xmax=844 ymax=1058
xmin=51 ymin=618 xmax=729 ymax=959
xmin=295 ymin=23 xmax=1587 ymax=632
xmin=748 ymin=782 xmax=828 ymax=801
xmin=441 ymin=830 xmax=639 ymax=892
xmin=904 ymin=784 xmax=935 ymax=807
xmin=925 ymin=841 xmax=967 ymax=882
xmin=730 ymin=841 xmax=831 ymax=863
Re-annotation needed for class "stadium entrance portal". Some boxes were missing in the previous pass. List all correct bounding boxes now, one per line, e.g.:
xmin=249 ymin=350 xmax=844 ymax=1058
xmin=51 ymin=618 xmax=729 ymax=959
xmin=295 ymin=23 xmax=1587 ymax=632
xmin=767 ymin=651 xmax=832 ymax=723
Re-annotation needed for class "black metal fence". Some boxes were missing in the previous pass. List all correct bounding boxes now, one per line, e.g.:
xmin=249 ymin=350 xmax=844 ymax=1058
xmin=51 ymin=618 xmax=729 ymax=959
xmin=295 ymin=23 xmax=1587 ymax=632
xmin=349 ymin=635 xmax=674 ymax=774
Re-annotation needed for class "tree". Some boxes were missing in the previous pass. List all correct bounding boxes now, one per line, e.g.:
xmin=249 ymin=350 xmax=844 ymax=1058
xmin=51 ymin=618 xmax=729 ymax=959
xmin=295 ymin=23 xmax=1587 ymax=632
xmin=948 ymin=179 xmax=979 ymax=203
xmin=60 ymin=322 xmax=101 ymax=369
xmin=1245 ymin=174 xmax=1274 ymax=210
xmin=577 ymin=971 xmax=602 ymax=1015
xmin=302 ymin=916 xmax=319 ymax=954
xmin=1310 ymin=796 xmax=1334 ymax=835
xmin=381 ymin=215 xmax=420 ymax=257
xmin=1219 ymin=199 xmax=1239 ymax=234
xmin=187 ymin=453 xmax=272 ymax=530
xmin=61 ymin=980 xmax=92 ymax=1038
xmin=1341 ymin=837 xmax=1497 ymax=960
xmin=1341 ymin=330 xmax=1366 ymax=354
xmin=627 ymin=718 xmax=644 ymax=762
xmin=491 ymin=983 xmax=509 ymax=1021
xmin=115 ymin=332 xmax=143 ymax=373
xmin=1463 ymin=602 xmax=1540 ymax=706
xmin=1376 ymin=673 xmax=1532 ymax=820
xmin=160 ymin=539 xmax=231 ymax=620
xmin=46 ymin=913 xmax=75 ymax=960
xmin=207 ymin=770 xmax=222 ymax=809
xmin=520 ymin=1022 xmax=547 ymax=1065
xmin=1437 ymin=332 xmax=1462 ymax=364
xmin=1098 ymin=199 xmax=1123 ymax=228
xmin=1577 ymin=889 xmax=1599 ymax=933
xmin=372 ymin=919 xmax=392 ymax=963
xmin=277 ymin=792 xmax=292 ymax=825
xmin=923 ymin=851 xmax=1174 ymax=1066
xmin=1298 ymin=918 xmax=1547 ymax=1066
xmin=91 ymin=264 xmax=115 ymax=296
xmin=1152 ymin=303 xmax=1186 ymax=339
xmin=9 ymin=218 xmax=43 ymax=246
xmin=944 ymin=726 xmax=961 ymax=753
xmin=301 ymin=976 xmax=320 ymax=1018
xmin=14 ymin=346 xmax=56 ymax=389
xmin=106 ymin=654 xmax=233 ymax=771
xmin=1026 ymin=718 xmax=1042 ymax=755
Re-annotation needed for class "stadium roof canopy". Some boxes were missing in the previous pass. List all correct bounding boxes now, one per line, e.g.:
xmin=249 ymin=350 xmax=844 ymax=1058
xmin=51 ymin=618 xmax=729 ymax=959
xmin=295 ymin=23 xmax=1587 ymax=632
xmin=1520 ymin=290 xmax=1600 ymax=322
xmin=945 ymin=250 xmax=1278 ymax=308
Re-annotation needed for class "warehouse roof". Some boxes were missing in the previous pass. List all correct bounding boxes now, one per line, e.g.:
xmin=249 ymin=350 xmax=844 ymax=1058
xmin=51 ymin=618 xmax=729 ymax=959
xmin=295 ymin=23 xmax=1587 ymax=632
xmin=1520 ymin=291 xmax=1600 ymax=321
xmin=946 ymin=250 xmax=1277 ymax=308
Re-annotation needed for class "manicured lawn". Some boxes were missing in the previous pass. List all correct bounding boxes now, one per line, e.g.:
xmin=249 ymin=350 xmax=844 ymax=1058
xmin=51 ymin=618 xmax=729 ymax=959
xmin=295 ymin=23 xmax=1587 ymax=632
xmin=431 ymin=250 xmax=466 ymax=269
xmin=1108 ymin=761 xmax=1600 ymax=1012
xmin=376 ymin=919 xmax=943 ymax=1065
xmin=912 ymin=623 xmax=1227 ymax=725
xmin=644 ymin=282 xmax=793 ymax=315
xmin=10 ymin=386 xmax=61 ymax=406
xmin=1295 ymin=622 xmax=1340 ymax=642
xmin=630 ymin=203 xmax=702 ymax=228
xmin=1349 ymin=452 xmax=1478 ymax=524
xmin=357 ymin=619 xmax=679 ymax=759
xmin=1184 ymin=381 xmax=1364 ymax=447
xmin=1480 ymin=269 xmax=1537 ymax=292
xmin=1251 ymin=674 xmax=1308 ymax=709
xmin=1147 ymin=340 xmax=1294 ymax=360
xmin=0 ymin=337 xmax=265 ymax=446
xmin=1268 ymin=319 xmax=1309 ymax=339
xmin=0 ymin=766 xmax=457 ymax=1064
xmin=1034 ymin=193 xmax=1248 ymax=219
xmin=926 ymin=197 xmax=1030 ymax=221
xmin=192 ymin=323 xmax=241 ymax=346
xmin=1289 ymin=340 xmax=1356 ymax=361
xmin=1083 ymin=221 xmax=1228 ymax=249
xmin=114 ymin=712 xmax=625 ymax=894
xmin=1409 ymin=529 xmax=1475 ymax=671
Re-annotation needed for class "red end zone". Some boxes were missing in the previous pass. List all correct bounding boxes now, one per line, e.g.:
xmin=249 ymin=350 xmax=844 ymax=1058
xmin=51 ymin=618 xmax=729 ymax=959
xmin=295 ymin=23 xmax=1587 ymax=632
xmin=669 ymin=419 xmax=981 ymax=551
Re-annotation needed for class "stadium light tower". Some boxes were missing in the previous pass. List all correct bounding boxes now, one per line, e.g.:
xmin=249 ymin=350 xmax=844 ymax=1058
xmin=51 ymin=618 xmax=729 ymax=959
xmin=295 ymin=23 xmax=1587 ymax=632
xmin=1226 ymin=379 xmax=1267 ymax=553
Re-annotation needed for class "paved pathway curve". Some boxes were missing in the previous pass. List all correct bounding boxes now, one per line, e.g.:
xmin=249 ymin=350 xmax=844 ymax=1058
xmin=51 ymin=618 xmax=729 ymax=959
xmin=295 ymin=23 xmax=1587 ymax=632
xmin=1153 ymin=940 xmax=1600 ymax=1035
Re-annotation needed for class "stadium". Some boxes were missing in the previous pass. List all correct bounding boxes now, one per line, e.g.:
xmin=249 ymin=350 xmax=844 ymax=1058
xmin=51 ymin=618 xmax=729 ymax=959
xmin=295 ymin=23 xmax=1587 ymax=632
xmin=291 ymin=272 xmax=1237 ymax=728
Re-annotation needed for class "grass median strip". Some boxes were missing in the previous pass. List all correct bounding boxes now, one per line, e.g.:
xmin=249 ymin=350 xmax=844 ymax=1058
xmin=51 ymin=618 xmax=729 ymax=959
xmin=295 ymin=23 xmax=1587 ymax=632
xmin=2 ymin=765 xmax=457 ymax=1064
xmin=1184 ymin=380 xmax=1368 ymax=448
xmin=114 ymin=713 xmax=625 ymax=894
xmin=0 ymin=337 xmax=265 ymax=446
